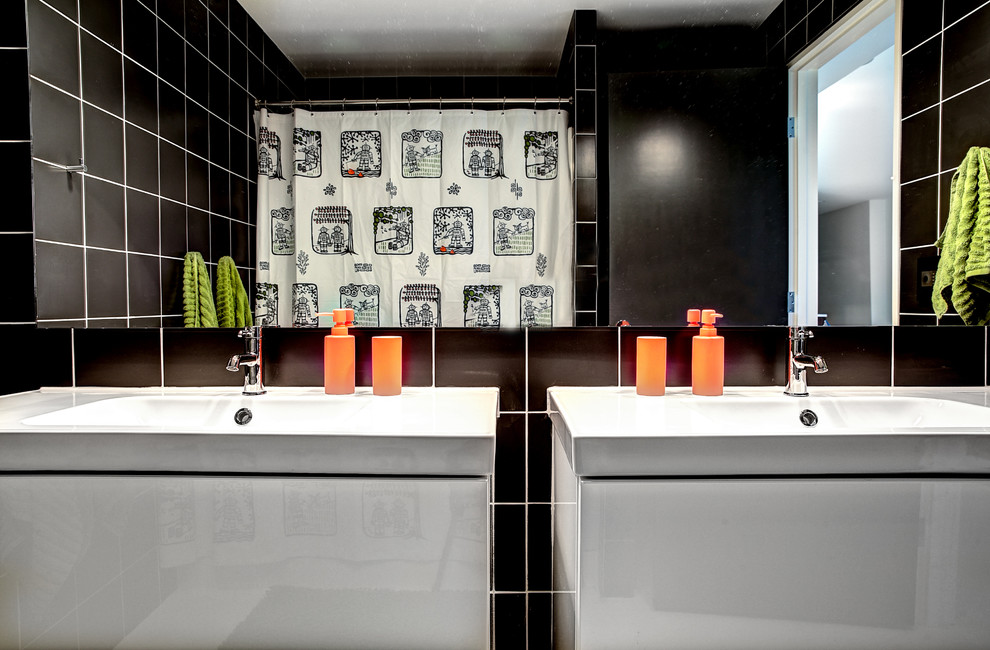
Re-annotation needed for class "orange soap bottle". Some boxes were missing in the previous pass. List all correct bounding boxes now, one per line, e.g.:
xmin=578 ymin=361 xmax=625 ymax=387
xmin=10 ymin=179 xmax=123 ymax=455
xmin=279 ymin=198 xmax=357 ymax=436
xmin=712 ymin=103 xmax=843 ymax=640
xmin=692 ymin=309 xmax=724 ymax=396
xmin=324 ymin=309 xmax=355 ymax=394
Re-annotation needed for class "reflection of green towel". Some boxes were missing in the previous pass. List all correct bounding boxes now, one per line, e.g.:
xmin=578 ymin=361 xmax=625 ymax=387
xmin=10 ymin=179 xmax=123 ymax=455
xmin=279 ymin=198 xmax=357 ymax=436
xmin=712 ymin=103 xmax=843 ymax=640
xmin=216 ymin=256 xmax=253 ymax=328
xmin=933 ymin=147 xmax=990 ymax=324
xmin=183 ymin=252 xmax=218 ymax=327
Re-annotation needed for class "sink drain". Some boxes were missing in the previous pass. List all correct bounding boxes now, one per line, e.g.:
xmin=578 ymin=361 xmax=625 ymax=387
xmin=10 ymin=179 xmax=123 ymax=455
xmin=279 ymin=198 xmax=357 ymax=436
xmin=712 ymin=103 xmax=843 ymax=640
xmin=799 ymin=409 xmax=818 ymax=427
xmin=234 ymin=407 xmax=253 ymax=426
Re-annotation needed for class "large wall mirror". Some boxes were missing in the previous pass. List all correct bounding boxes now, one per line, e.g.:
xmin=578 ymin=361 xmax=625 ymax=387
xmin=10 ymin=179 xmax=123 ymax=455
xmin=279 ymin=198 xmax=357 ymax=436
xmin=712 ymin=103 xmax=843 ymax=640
xmin=24 ymin=0 xmax=920 ymax=329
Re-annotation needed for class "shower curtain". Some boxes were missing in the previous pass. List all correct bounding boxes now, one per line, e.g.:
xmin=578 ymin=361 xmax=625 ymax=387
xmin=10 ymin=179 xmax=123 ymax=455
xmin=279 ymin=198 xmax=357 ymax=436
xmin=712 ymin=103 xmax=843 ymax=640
xmin=254 ymin=108 xmax=573 ymax=328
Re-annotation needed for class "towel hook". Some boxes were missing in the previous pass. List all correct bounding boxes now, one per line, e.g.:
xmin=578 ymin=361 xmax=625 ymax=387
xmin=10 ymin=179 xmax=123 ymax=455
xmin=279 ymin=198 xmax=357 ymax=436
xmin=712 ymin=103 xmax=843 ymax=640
xmin=340 ymin=97 xmax=345 ymax=116
xmin=439 ymin=96 xmax=442 ymax=115
xmin=408 ymin=97 xmax=412 ymax=115
xmin=375 ymin=98 xmax=379 ymax=115
xmin=44 ymin=158 xmax=87 ymax=174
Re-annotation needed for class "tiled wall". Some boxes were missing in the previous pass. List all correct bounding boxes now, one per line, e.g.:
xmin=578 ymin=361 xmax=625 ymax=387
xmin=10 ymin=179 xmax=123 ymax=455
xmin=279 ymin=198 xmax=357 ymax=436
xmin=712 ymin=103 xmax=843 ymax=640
xmin=898 ymin=0 xmax=990 ymax=324
xmin=24 ymin=0 xmax=303 ymax=327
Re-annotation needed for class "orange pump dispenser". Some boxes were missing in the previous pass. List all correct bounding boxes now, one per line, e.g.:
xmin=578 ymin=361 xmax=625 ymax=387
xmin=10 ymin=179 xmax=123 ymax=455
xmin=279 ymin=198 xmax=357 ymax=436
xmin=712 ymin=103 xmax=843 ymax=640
xmin=691 ymin=309 xmax=724 ymax=396
xmin=324 ymin=309 xmax=355 ymax=394
xmin=687 ymin=309 xmax=701 ymax=327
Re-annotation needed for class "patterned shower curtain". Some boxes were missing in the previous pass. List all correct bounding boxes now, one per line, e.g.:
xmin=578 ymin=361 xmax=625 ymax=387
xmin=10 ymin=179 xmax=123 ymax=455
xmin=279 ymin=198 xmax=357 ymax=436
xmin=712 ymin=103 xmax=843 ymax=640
xmin=254 ymin=108 xmax=574 ymax=328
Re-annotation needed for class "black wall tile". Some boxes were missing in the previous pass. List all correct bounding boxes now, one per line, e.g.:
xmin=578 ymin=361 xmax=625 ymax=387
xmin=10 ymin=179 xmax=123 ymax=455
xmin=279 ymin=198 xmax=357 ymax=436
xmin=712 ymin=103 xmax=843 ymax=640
xmin=83 ymin=105 xmax=124 ymax=184
xmin=494 ymin=593 xmax=526 ymax=649
xmin=807 ymin=326 xmax=893 ymax=386
xmin=125 ymin=125 xmax=160 ymax=194
xmin=945 ymin=0 xmax=986 ymax=26
xmin=122 ymin=0 xmax=157 ymax=72
xmin=160 ymin=140 xmax=187 ymax=203
xmin=528 ymin=413 xmax=552 ymax=502
xmin=941 ymin=4 xmax=990 ymax=99
xmin=353 ymin=328 xmax=433 ymax=387
xmin=436 ymin=329 xmax=525 ymax=410
xmin=0 ymin=50 xmax=29 ymax=140
xmin=901 ymin=35 xmax=941 ymax=116
xmin=528 ymin=328 xmax=617 ymax=410
xmin=80 ymin=0 xmax=121 ymax=49
xmin=493 ymin=504 xmax=525 ymax=592
xmin=786 ymin=0 xmax=808 ymax=31
xmin=127 ymin=254 xmax=162 ymax=317
xmin=0 ymin=143 xmax=34 ymax=231
xmin=81 ymin=31 xmax=123 ymax=117
xmin=902 ymin=0 xmax=943 ymax=51
xmin=86 ymin=248 xmax=127 ymax=318
xmin=494 ymin=414 xmax=525 ymax=504
xmin=36 ymin=242 xmax=84 ymax=321
xmin=894 ymin=325 xmax=986 ymax=386
xmin=30 ymin=80 xmax=82 ymax=172
xmin=33 ymin=165 xmax=83 ymax=244
xmin=124 ymin=59 xmax=159 ymax=133
xmin=84 ymin=177 xmax=126 ymax=250
xmin=899 ymin=246 xmax=939 ymax=315
xmin=158 ymin=19 xmax=185 ymax=91
xmin=27 ymin=0 xmax=79 ymax=95
xmin=528 ymin=593 xmax=552 ymax=650
xmin=159 ymin=81 xmax=186 ymax=147
xmin=163 ymin=328 xmax=245 ymax=386
xmin=900 ymin=106 xmax=940 ymax=181
xmin=528 ymin=504 xmax=552 ymax=591
xmin=0 ymin=1 xmax=26 ymax=47
xmin=0 ymin=326 xmax=41 ymax=395
xmin=159 ymin=201 xmax=187 ymax=259
xmin=75 ymin=328 xmax=161 ymax=387
xmin=940 ymin=80 xmax=990 ymax=174
xmin=900 ymin=178 xmax=939 ymax=247
xmin=0 ymin=235 xmax=36 ymax=323
xmin=126 ymin=189 xmax=160 ymax=255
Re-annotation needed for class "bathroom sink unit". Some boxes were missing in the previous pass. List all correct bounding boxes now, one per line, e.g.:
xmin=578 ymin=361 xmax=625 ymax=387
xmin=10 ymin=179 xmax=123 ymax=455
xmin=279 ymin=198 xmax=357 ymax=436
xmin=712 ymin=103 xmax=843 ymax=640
xmin=548 ymin=386 xmax=990 ymax=650
xmin=0 ymin=387 xmax=498 ymax=650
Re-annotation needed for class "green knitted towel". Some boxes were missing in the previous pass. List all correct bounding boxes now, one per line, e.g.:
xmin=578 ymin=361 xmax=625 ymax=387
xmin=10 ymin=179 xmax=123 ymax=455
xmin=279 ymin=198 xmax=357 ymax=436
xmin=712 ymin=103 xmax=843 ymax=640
xmin=216 ymin=256 xmax=254 ymax=328
xmin=933 ymin=147 xmax=990 ymax=325
xmin=182 ymin=252 xmax=218 ymax=328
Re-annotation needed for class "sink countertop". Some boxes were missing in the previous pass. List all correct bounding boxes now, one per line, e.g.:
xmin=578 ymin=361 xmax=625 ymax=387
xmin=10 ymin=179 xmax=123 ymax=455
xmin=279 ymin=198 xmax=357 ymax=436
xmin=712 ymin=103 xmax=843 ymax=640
xmin=0 ymin=386 xmax=499 ymax=476
xmin=548 ymin=386 xmax=990 ymax=477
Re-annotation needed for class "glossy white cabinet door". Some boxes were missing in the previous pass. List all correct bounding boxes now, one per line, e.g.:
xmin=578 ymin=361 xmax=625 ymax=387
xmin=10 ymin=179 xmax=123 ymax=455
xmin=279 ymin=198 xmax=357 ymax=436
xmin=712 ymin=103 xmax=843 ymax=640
xmin=553 ymin=438 xmax=990 ymax=649
xmin=0 ymin=476 xmax=489 ymax=650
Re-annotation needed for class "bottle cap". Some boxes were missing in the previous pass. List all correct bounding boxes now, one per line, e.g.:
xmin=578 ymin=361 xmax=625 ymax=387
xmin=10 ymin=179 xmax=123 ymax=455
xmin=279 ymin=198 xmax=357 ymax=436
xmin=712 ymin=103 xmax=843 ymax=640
xmin=687 ymin=309 xmax=701 ymax=326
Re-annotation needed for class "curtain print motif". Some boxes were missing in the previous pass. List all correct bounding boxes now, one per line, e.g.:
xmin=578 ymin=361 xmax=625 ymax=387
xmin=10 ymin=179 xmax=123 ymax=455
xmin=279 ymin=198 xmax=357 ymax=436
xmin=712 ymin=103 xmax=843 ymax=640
xmin=401 ymin=129 xmax=443 ymax=178
xmin=524 ymin=131 xmax=559 ymax=180
xmin=213 ymin=481 xmax=255 ymax=543
xmin=362 ymin=482 xmax=421 ymax=538
xmin=255 ymin=283 xmax=278 ymax=325
xmin=293 ymin=128 xmax=322 ymax=177
xmin=292 ymin=283 xmax=319 ymax=327
xmin=341 ymin=131 xmax=382 ymax=178
xmin=283 ymin=481 xmax=337 ymax=536
xmin=463 ymin=285 xmax=501 ymax=327
xmin=340 ymin=283 xmax=381 ymax=326
xmin=271 ymin=207 xmax=294 ymax=255
xmin=400 ymin=284 xmax=441 ymax=327
xmin=493 ymin=206 xmax=535 ymax=255
xmin=433 ymin=207 xmax=474 ymax=254
xmin=520 ymin=284 xmax=553 ymax=326
xmin=157 ymin=481 xmax=195 ymax=544
xmin=374 ymin=206 xmax=413 ymax=255
xmin=258 ymin=126 xmax=284 ymax=180
xmin=312 ymin=206 xmax=355 ymax=255
xmin=463 ymin=130 xmax=504 ymax=178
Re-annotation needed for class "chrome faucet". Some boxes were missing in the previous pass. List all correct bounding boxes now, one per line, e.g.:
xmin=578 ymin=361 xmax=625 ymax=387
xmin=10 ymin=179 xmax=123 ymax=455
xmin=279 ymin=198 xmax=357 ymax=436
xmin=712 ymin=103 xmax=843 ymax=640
xmin=226 ymin=326 xmax=266 ymax=395
xmin=784 ymin=327 xmax=828 ymax=397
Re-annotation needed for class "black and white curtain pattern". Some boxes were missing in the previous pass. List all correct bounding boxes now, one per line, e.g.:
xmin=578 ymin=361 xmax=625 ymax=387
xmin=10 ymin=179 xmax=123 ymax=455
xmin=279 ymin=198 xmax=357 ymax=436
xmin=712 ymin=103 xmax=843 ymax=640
xmin=254 ymin=108 xmax=574 ymax=328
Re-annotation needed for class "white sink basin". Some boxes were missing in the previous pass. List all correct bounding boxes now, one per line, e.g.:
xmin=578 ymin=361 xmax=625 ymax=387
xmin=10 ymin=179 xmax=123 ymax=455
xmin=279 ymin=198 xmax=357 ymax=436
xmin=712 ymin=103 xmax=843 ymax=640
xmin=548 ymin=387 xmax=990 ymax=476
xmin=1 ymin=387 xmax=499 ymax=475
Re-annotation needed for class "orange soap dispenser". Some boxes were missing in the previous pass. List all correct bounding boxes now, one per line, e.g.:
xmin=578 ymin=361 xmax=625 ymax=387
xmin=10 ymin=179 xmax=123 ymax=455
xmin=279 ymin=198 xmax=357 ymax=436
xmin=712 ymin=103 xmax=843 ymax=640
xmin=324 ymin=308 xmax=355 ymax=394
xmin=692 ymin=309 xmax=724 ymax=396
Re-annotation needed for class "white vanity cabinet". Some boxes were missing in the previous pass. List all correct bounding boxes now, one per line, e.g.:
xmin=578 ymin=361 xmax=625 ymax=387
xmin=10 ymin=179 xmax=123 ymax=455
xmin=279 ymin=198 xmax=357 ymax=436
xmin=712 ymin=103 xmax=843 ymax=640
xmin=549 ymin=386 xmax=990 ymax=650
xmin=0 ymin=387 xmax=498 ymax=650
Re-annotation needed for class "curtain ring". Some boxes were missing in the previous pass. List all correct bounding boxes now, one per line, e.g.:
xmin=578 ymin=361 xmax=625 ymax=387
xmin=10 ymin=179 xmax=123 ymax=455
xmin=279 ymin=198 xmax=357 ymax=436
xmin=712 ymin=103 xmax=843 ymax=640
xmin=557 ymin=97 xmax=561 ymax=114
xmin=408 ymin=97 xmax=412 ymax=115
xmin=341 ymin=97 xmax=345 ymax=116
xmin=471 ymin=97 xmax=474 ymax=114
xmin=534 ymin=96 xmax=538 ymax=114
xmin=439 ymin=97 xmax=442 ymax=115
xmin=375 ymin=98 xmax=379 ymax=115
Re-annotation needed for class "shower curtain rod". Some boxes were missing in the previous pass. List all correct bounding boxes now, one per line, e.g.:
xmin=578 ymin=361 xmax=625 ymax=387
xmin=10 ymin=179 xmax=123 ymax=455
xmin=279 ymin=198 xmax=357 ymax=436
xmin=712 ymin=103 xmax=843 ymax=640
xmin=255 ymin=96 xmax=573 ymax=109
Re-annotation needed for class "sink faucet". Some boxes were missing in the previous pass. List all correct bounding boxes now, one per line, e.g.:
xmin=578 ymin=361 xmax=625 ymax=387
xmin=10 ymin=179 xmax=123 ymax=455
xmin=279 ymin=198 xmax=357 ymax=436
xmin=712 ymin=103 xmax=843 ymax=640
xmin=227 ymin=326 xmax=266 ymax=395
xmin=784 ymin=327 xmax=828 ymax=397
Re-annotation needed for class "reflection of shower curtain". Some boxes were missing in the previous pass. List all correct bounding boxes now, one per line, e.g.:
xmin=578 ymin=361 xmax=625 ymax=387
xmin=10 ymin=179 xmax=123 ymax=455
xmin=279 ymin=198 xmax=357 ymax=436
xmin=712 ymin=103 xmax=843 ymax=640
xmin=254 ymin=108 xmax=573 ymax=328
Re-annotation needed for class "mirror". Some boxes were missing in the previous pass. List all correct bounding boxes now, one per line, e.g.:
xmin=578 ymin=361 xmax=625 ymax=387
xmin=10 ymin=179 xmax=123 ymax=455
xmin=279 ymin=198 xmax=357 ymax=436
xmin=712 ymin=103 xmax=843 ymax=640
xmin=25 ymin=1 xmax=915 ymax=329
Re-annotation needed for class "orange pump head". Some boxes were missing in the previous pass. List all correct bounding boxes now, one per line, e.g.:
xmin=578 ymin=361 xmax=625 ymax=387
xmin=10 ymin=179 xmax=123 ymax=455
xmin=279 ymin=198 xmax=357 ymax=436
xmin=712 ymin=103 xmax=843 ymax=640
xmin=686 ymin=309 xmax=701 ymax=327
xmin=699 ymin=309 xmax=723 ymax=336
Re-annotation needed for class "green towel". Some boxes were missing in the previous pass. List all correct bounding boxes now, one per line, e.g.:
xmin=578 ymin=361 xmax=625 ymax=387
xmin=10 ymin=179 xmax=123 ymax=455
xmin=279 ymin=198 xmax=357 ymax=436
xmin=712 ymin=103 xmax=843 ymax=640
xmin=933 ymin=146 xmax=990 ymax=325
xmin=182 ymin=252 xmax=218 ymax=328
xmin=216 ymin=256 xmax=254 ymax=328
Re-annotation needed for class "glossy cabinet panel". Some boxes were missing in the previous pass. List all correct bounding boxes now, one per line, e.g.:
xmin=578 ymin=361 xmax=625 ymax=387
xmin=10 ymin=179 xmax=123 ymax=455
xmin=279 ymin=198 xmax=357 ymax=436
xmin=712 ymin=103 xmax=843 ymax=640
xmin=0 ymin=475 xmax=489 ymax=650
